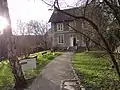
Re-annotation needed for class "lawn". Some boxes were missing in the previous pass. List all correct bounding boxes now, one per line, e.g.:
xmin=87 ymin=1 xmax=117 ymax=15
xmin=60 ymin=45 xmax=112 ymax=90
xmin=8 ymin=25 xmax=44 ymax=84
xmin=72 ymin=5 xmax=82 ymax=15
xmin=0 ymin=51 xmax=62 ymax=90
xmin=72 ymin=51 xmax=120 ymax=90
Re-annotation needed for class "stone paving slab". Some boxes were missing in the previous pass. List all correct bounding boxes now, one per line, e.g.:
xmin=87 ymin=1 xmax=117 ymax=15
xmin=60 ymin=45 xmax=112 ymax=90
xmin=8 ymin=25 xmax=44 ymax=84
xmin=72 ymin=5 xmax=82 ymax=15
xmin=61 ymin=79 xmax=80 ymax=90
xmin=27 ymin=52 xmax=76 ymax=90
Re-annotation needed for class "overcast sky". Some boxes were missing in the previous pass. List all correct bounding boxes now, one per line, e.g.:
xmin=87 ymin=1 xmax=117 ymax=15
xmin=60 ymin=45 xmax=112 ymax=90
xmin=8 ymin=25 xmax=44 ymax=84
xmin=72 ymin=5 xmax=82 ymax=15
xmin=7 ymin=0 xmax=79 ymax=28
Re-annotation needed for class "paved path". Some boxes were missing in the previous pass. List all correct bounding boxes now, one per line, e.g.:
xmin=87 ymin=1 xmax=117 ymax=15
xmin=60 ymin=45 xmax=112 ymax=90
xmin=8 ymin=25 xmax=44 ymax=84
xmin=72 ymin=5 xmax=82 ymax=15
xmin=28 ymin=52 xmax=75 ymax=90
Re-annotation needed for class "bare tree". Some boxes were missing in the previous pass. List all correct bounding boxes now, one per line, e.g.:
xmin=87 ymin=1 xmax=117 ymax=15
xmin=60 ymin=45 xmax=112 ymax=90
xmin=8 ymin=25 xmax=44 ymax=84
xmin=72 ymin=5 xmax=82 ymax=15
xmin=27 ymin=20 xmax=49 ymax=50
xmin=41 ymin=0 xmax=120 ymax=77
xmin=1 ymin=0 xmax=28 ymax=89
xmin=15 ymin=20 xmax=36 ymax=58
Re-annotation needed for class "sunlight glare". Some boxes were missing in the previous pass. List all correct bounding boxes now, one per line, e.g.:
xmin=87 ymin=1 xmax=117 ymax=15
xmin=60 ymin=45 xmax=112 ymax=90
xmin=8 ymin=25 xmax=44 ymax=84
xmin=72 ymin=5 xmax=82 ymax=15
xmin=0 ymin=16 xmax=9 ymax=32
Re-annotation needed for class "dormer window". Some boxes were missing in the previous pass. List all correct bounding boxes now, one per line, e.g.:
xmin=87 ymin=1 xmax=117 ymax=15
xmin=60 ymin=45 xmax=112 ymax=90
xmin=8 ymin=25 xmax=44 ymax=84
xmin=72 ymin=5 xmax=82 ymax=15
xmin=57 ymin=23 xmax=63 ymax=31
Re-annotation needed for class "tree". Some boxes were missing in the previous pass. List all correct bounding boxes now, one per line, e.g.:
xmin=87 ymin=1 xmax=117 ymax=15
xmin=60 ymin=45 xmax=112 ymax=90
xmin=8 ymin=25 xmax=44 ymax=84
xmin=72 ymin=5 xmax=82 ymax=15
xmin=42 ymin=0 xmax=120 ymax=77
xmin=15 ymin=20 xmax=38 ymax=58
xmin=1 ymin=1 xmax=27 ymax=89
xmin=16 ymin=20 xmax=29 ymax=58
xmin=27 ymin=20 xmax=49 ymax=50
xmin=3 ymin=26 xmax=27 ymax=89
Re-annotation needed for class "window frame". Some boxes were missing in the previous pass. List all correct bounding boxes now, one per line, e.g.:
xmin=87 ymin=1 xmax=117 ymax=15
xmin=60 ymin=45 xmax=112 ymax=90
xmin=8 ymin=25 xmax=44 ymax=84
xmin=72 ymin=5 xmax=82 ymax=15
xmin=58 ymin=34 xmax=64 ymax=44
xmin=57 ymin=23 xmax=64 ymax=31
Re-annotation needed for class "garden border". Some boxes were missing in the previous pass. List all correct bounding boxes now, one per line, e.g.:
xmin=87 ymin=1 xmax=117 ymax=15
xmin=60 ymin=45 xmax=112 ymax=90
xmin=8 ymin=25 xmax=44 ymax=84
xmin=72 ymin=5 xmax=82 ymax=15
xmin=71 ymin=52 xmax=86 ymax=90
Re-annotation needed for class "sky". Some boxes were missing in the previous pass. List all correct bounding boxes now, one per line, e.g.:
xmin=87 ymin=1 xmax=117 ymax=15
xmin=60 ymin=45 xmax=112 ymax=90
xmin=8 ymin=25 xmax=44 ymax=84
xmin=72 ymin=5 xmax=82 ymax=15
xmin=8 ymin=0 xmax=52 ymax=28
xmin=7 ymin=0 xmax=79 ymax=29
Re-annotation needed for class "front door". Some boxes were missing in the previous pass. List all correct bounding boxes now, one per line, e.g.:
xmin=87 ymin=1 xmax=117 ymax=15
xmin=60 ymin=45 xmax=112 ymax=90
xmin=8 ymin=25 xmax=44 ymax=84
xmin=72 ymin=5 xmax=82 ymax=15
xmin=70 ymin=36 xmax=77 ymax=47
xmin=73 ymin=37 xmax=77 ymax=46
xmin=70 ymin=36 xmax=73 ymax=46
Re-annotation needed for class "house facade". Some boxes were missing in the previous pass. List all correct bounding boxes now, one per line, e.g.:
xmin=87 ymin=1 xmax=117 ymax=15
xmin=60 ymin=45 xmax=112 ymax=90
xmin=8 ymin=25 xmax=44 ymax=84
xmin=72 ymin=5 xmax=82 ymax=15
xmin=48 ymin=8 xmax=88 ymax=50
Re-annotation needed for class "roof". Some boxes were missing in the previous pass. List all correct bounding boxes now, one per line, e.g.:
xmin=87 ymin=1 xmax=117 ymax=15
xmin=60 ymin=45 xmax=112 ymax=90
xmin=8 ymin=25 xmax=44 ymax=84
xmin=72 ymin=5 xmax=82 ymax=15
xmin=49 ymin=7 xmax=83 ymax=23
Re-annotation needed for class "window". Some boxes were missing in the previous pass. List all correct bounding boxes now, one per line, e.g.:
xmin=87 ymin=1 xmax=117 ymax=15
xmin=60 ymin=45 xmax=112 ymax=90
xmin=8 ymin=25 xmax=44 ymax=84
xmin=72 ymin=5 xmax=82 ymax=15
xmin=69 ymin=20 xmax=76 ymax=31
xmin=57 ymin=23 xmax=63 ymax=31
xmin=58 ymin=34 xmax=64 ymax=44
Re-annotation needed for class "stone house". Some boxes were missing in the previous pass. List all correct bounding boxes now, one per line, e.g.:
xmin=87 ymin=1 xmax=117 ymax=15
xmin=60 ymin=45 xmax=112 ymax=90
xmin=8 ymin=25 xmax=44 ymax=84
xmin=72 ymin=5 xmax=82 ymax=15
xmin=48 ymin=7 xmax=89 ymax=50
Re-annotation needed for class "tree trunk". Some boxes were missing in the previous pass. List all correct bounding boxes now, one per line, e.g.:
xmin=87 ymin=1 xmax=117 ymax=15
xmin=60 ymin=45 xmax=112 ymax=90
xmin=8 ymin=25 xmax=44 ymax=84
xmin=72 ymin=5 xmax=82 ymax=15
xmin=108 ymin=52 xmax=120 ymax=78
xmin=36 ymin=35 xmax=38 ymax=52
xmin=9 ymin=57 xmax=27 ymax=90
xmin=85 ymin=39 xmax=90 ymax=51
xmin=7 ymin=35 xmax=27 ymax=90
xmin=86 ymin=43 xmax=90 ymax=51
xmin=2 ymin=0 xmax=27 ymax=89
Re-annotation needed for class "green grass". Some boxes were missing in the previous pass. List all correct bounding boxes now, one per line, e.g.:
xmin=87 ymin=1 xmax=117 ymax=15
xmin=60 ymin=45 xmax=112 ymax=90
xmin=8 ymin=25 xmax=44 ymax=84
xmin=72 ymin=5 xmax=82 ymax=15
xmin=0 ymin=51 xmax=63 ymax=89
xmin=0 ymin=61 xmax=13 ymax=89
xmin=72 ymin=51 xmax=120 ymax=90
xmin=24 ymin=51 xmax=62 ymax=79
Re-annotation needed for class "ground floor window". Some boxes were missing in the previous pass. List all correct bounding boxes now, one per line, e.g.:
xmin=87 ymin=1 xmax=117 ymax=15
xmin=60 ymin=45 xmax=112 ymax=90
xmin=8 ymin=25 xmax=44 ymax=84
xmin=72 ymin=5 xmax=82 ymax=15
xmin=58 ymin=34 xmax=64 ymax=44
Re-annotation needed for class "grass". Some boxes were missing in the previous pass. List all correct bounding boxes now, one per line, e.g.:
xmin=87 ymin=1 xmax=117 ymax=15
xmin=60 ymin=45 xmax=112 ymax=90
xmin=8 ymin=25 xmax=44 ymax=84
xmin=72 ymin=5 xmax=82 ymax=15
xmin=0 ymin=51 xmax=63 ymax=90
xmin=24 ymin=51 xmax=62 ymax=79
xmin=72 ymin=51 xmax=120 ymax=90
xmin=0 ymin=61 xmax=13 ymax=89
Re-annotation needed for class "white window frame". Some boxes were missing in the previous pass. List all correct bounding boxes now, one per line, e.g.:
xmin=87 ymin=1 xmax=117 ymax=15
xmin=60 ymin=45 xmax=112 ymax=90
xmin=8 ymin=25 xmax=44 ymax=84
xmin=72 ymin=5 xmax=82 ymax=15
xmin=58 ymin=34 xmax=64 ymax=44
xmin=57 ymin=23 xmax=64 ymax=31
xmin=69 ymin=20 xmax=76 ymax=31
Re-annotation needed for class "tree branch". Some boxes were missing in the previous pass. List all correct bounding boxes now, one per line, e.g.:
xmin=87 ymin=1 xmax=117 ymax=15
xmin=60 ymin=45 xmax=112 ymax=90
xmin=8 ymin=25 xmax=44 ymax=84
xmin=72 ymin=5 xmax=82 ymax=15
xmin=41 ymin=0 xmax=53 ymax=7
xmin=55 ymin=6 xmax=112 ymax=53
xmin=64 ymin=22 xmax=108 ymax=51
xmin=83 ymin=0 xmax=89 ymax=16
xmin=53 ymin=1 xmax=120 ymax=77
xmin=104 ymin=0 xmax=120 ymax=26
xmin=104 ymin=0 xmax=115 ymax=10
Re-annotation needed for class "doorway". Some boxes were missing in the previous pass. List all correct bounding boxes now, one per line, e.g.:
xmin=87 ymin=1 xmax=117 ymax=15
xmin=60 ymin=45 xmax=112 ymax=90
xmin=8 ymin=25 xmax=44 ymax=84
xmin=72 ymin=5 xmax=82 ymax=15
xmin=73 ymin=37 xmax=77 ymax=46
xmin=70 ymin=36 xmax=77 ymax=47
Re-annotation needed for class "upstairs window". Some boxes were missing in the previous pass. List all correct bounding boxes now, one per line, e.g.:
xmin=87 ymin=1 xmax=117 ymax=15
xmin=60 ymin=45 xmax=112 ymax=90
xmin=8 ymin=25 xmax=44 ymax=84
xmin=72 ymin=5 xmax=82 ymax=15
xmin=57 ymin=23 xmax=63 ymax=31
xmin=69 ymin=20 xmax=76 ymax=31
xmin=58 ymin=34 xmax=64 ymax=44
